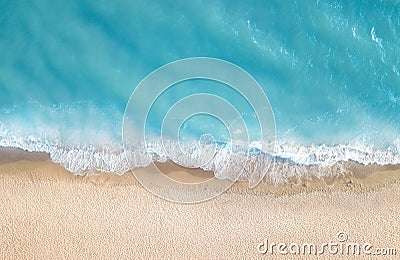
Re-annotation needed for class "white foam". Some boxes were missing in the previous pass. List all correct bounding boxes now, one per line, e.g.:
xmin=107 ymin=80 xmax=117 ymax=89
xmin=1 ymin=124 xmax=399 ymax=183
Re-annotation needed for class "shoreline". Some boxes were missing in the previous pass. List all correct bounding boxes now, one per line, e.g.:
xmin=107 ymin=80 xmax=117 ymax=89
xmin=1 ymin=147 xmax=400 ymax=196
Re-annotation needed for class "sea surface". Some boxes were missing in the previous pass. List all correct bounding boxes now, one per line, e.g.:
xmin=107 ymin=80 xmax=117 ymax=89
xmin=1 ymin=0 xmax=399 ymax=182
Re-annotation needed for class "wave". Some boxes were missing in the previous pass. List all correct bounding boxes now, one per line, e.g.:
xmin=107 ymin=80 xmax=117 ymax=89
xmin=1 ymin=126 xmax=399 ymax=183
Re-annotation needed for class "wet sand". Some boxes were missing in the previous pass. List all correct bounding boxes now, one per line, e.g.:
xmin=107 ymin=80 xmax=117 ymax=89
xmin=0 ymin=148 xmax=399 ymax=259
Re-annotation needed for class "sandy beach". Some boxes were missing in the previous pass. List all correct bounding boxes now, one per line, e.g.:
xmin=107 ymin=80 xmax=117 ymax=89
xmin=1 ymin=148 xmax=399 ymax=259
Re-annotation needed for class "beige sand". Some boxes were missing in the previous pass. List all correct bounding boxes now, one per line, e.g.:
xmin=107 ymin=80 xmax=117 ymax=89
xmin=0 ymin=149 xmax=399 ymax=259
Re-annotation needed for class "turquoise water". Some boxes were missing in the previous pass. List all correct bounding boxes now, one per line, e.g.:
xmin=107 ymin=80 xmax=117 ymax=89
xmin=1 ymin=1 xmax=399 ymax=180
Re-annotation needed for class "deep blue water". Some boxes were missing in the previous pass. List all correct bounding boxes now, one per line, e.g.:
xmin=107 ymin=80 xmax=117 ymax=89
xmin=1 ymin=0 xmax=399 ymax=180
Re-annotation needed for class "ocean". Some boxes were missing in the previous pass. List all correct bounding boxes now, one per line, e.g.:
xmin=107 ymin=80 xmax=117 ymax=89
xmin=1 ymin=0 xmax=399 ymax=183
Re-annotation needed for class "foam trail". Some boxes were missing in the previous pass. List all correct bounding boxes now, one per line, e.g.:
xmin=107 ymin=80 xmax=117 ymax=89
xmin=1 ymin=126 xmax=399 ymax=183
